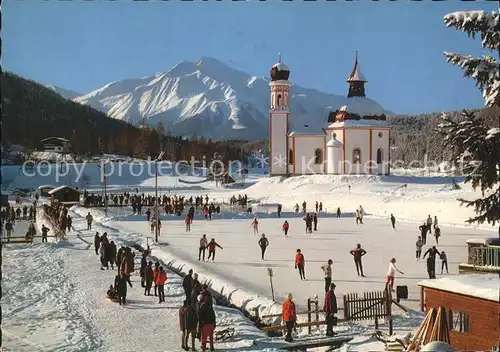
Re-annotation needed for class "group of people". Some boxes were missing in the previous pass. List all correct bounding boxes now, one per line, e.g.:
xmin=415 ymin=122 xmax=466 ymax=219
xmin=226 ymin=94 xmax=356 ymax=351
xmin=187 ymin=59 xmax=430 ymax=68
xmin=419 ymin=215 xmax=441 ymax=245
xmin=179 ymin=270 xmax=218 ymax=352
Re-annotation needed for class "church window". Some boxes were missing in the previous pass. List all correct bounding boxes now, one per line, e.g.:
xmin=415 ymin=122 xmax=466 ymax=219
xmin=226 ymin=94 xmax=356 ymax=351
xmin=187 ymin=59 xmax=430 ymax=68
xmin=277 ymin=94 xmax=282 ymax=107
xmin=288 ymin=149 xmax=293 ymax=165
xmin=377 ymin=149 xmax=383 ymax=164
xmin=353 ymin=148 xmax=361 ymax=164
xmin=314 ymin=149 xmax=323 ymax=164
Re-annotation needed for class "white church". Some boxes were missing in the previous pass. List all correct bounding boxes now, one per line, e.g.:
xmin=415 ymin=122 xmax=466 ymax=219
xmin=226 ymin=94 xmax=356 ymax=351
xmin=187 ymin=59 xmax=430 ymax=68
xmin=269 ymin=53 xmax=391 ymax=176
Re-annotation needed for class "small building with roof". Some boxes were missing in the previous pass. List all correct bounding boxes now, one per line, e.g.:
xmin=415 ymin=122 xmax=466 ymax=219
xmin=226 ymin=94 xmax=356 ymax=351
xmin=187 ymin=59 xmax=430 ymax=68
xmin=38 ymin=185 xmax=56 ymax=197
xmin=48 ymin=185 xmax=81 ymax=203
xmin=41 ymin=137 xmax=71 ymax=154
xmin=269 ymin=51 xmax=390 ymax=176
xmin=418 ymin=274 xmax=500 ymax=351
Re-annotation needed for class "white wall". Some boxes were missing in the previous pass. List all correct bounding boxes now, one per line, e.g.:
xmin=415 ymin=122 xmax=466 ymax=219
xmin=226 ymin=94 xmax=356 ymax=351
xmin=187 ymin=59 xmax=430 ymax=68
xmin=291 ymin=136 xmax=325 ymax=175
xmin=270 ymin=112 xmax=289 ymax=175
xmin=343 ymin=129 xmax=370 ymax=174
xmin=370 ymin=129 xmax=390 ymax=175
xmin=326 ymin=146 xmax=343 ymax=174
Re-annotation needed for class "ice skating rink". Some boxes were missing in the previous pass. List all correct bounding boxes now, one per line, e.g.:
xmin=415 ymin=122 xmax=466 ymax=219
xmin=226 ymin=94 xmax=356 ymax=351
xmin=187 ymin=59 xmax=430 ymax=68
xmin=113 ymin=215 xmax=494 ymax=310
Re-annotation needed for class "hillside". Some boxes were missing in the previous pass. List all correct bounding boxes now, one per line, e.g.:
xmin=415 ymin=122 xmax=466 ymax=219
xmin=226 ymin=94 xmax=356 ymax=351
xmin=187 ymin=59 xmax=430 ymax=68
xmin=1 ymin=72 xmax=248 ymax=163
xmin=65 ymin=57 xmax=390 ymax=141
xmin=388 ymin=106 xmax=500 ymax=165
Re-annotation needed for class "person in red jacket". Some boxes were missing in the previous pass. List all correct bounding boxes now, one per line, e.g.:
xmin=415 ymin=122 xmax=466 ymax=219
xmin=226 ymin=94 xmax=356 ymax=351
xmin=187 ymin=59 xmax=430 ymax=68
xmin=206 ymin=238 xmax=223 ymax=262
xmin=295 ymin=249 xmax=306 ymax=280
xmin=282 ymin=221 xmax=289 ymax=236
xmin=185 ymin=215 xmax=192 ymax=232
xmin=324 ymin=283 xmax=338 ymax=336
xmin=282 ymin=293 xmax=297 ymax=342
xmin=155 ymin=266 xmax=167 ymax=303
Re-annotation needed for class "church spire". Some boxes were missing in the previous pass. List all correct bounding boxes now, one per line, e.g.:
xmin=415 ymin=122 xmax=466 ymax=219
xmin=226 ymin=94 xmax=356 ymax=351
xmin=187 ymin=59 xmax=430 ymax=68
xmin=346 ymin=50 xmax=367 ymax=98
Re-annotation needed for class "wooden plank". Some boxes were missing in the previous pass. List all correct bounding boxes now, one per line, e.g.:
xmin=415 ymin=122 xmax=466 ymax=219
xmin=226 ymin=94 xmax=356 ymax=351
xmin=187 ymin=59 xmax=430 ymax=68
xmin=261 ymin=319 xmax=347 ymax=332
xmin=262 ymin=308 xmax=343 ymax=320
xmin=281 ymin=336 xmax=354 ymax=350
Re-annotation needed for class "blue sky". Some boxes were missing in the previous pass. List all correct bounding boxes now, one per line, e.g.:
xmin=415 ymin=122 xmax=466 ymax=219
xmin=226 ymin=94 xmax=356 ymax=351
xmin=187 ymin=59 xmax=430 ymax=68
xmin=4 ymin=0 xmax=499 ymax=114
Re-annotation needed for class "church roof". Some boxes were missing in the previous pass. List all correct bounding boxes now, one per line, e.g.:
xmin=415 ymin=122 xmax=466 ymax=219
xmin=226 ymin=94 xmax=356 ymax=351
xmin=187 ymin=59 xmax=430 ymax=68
xmin=328 ymin=119 xmax=390 ymax=128
xmin=347 ymin=51 xmax=367 ymax=82
xmin=289 ymin=131 xmax=324 ymax=137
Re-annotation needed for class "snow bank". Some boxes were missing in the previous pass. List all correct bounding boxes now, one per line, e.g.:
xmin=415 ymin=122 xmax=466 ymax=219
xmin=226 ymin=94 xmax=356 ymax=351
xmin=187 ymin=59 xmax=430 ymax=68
xmin=419 ymin=274 xmax=499 ymax=302
xmin=72 ymin=205 xmax=284 ymax=324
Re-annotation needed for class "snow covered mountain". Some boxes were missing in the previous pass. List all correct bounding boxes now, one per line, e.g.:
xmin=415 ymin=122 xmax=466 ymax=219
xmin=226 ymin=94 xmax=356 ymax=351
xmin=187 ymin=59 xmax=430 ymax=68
xmin=46 ymin=85 xmax=82 ymax=100
xmin=71 ymin=57 xmax=391 ymax=140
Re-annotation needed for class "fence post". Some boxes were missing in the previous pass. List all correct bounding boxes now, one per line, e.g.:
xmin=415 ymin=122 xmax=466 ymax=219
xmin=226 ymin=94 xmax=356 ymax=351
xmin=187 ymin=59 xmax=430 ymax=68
xmin=307 ymin=298 xmax=311 ymax=333
xmin=314 ymin=294 xmax=319 ymax=324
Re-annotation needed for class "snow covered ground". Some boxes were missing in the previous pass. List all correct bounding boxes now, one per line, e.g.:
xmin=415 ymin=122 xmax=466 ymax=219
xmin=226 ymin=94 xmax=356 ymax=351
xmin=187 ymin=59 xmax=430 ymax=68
xmin=2 ymin=204 xmax=272 ymax=352
xmin=3 ymin=168 xmax=498 ymax=351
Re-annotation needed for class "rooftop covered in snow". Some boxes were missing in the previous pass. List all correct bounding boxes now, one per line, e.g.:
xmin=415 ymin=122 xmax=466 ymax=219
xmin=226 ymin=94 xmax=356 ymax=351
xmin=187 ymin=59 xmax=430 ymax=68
xmin=419 ymin=274 xmax=499 ymax=302
xmin=327 ymin=119 xmax=390 ymax=129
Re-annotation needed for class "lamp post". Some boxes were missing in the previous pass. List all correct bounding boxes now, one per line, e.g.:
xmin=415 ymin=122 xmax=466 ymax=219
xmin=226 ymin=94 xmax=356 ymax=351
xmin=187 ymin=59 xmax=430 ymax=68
xmin=155 ymin=151 xmax=165 ymax=243
xmin=97 ymin=161 xmax=108 ymax=217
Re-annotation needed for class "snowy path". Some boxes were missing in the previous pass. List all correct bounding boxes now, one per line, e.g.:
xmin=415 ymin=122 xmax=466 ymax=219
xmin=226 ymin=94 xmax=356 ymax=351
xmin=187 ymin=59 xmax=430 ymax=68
xmin=2 ymin=209 xmax=268 ymax=352
xmin=2 ymin=220 xmax=102 ymax=352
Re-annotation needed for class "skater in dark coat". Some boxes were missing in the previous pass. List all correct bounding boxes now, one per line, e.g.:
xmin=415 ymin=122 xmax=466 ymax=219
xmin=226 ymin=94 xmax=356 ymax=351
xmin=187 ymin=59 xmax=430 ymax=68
xmin=277 ymin=204 xmax=282 ymax=218
xmin=183 ymin=300 xmax=198 ymax=351
xmin=198 ymin=300 xmax=217 ymax=352
xmin=324 ymin=283 xmax=338 ymax=336
xmin=439 ymin=251 xmax=449 ymax=274
xmin=258 ymin=234 xmax=269 ymax=260
xmin=349 ymin=244 xmax=367 ymax=277
xmin=313 ymin=213 xmax=318 ymax=231
xmin=108 ymin=241 xmax=117 ymax=270
xmin=390 ymin=214 xmax=396 ymax=229
xmin=140 ymin=253 xmax=148 ymax=287
xmin=183 ymin=269 xmax=194 ymax=304
xmin=144 ymin=261 xmax=154 ymax=296
xmin=419 ymin=223 xmax=428 ymax=245
xmin=423 ymin=246 xmax=440 ymax=279
xmin=115 ymin=274 xmax=128 ymax=306
xmin=336 ymin=207 xmax=341 ymax=218
xmin=94 ymin=232 xmax=101 ymax=255
xmin=191 ymin=281 xmax=202 ymax=307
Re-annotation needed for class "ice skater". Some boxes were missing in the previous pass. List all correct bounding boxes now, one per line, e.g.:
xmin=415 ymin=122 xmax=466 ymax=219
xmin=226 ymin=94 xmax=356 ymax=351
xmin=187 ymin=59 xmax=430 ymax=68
xmin=258 ymin=233 xmax=269 ymax=260
xmin=86 ymin=212 xmax=93 ymax=230
xmin=199 ymin=234 xmax=208 ymax=261
xmin=282 ymin=220 xmax=289 ymax=236
xmin=321 ymin=259 xmax=333 ymax=292
xmin=350 ymin=244 xmax=367 ymax=277
xmin=390 ymin=214 xmax=396 ymax=229
xmin=206 ymin=238 xmax=223 ymax=262
xmin=251 ymin=217 xmax=259 ymax=235
xmin=439 ymin=251 xmax=449 ymax=274
xmin=385 ymin=258 xmax=404 ymax=292
xmin=295 ymin=249 xmax=306 ymax=280
xmin=415 ymin=236 xmax=424 ymax=261
xmin=423 ymin=246 xmax=440 ymax=279
xmin=434 ymin=226 xmax=441 ymax=245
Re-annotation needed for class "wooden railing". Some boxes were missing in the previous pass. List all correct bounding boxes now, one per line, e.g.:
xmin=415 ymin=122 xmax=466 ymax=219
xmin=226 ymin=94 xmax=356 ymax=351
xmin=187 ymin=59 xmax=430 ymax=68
xmin=471 ymin=245 xmax=500 ymax=271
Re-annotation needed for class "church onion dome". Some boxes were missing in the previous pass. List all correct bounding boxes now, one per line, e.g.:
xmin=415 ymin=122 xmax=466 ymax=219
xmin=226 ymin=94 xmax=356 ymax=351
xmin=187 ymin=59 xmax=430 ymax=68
xmin=270 ymin=54 xmax=290 ymax=81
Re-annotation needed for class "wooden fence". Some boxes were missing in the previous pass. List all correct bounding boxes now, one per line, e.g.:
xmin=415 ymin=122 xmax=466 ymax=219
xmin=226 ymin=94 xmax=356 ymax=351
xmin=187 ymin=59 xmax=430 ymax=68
xmin=343 ymin=289 xmax=393 ymax=334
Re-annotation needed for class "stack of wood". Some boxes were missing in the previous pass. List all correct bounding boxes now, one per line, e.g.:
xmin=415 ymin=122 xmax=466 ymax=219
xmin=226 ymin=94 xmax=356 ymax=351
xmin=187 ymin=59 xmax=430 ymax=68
xmin=407 ymin=307 xmax=451 ymax=351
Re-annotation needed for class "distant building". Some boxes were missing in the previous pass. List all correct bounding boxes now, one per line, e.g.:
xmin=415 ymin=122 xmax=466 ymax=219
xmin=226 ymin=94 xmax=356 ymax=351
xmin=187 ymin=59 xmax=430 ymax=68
xmin=38 ymin=185 xmax=56 ymax=197
xmin=269 ymin=51 xmax=390 ymax=176
xmin=419 ymin=274 xmax=500 ymax=351
xmin=41 ymin=137 xmax=71 ymax=154
xmin=48 ymin=185 xmax=80 ymax=203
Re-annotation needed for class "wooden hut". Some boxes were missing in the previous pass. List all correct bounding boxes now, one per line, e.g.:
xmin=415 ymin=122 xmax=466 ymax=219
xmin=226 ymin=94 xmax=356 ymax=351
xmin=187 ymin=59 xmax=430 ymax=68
xmin=47 ymin=186 xmax=81 ymax=203
xmin=418 ymin=274 xmax=500 ymax=351
xmin=38 ymin=185 xmax=56 ymax=197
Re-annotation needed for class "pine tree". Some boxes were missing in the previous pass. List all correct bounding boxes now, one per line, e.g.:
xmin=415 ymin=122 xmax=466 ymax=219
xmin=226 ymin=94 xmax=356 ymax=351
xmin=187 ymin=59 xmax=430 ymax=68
xmin=438 ymin=8 xmax=500 ymax=236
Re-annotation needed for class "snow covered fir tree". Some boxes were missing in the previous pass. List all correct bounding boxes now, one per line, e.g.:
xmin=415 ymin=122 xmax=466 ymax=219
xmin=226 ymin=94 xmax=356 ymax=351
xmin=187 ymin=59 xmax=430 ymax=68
xmin=438 ymin=9 xmax=500 ymax=236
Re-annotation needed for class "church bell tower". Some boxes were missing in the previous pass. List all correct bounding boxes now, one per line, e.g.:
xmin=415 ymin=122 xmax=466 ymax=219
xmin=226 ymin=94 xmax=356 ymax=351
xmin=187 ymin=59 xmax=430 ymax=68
xmin=269 ymin=54 xmax=291 ymax=176
xmin=347 ymin=51 xmax=367 ymax=98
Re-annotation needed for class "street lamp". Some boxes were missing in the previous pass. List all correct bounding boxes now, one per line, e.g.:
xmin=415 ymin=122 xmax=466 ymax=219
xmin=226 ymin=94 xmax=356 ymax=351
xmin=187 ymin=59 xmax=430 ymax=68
xmin=155 ymin=151 xmax=165 ymax=243
xmin=97 ymin=160 xmax=109 ymax=217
